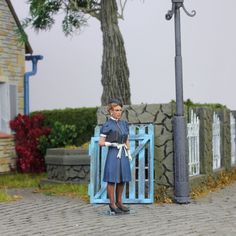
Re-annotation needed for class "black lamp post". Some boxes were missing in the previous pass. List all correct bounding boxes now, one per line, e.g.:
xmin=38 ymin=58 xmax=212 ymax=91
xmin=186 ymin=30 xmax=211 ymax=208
xmin=165 ymin=0 xmax=196 ymax=204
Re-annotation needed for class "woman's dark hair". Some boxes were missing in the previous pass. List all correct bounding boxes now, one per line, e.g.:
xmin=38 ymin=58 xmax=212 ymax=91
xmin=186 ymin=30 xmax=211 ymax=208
xmin=107 ymin=99 xmax=123 ymax=113
xmin=108 ymin=99 xmax=122 ymax=106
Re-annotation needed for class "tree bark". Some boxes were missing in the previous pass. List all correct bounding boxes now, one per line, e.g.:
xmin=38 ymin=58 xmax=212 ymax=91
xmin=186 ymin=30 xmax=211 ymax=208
xmin=100 ymin=0 xmax=131 ymax=106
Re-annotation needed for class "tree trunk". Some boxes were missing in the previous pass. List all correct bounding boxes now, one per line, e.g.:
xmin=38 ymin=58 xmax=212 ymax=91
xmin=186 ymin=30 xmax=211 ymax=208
xmin=100 ymin=0 xmax=131 ymax=106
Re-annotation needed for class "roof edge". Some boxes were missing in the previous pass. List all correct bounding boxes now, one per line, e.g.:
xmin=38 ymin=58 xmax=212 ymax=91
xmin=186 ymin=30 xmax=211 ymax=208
xmin=5 ymin=0 xmax=33 ymax=54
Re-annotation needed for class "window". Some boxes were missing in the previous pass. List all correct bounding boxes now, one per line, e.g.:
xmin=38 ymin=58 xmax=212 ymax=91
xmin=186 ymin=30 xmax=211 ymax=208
xmin=0 ymin=83 xmax=17 ymax=134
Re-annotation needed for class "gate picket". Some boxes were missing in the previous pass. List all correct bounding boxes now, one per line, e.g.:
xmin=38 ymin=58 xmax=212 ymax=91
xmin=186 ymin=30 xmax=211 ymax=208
xmin=88 ymin=124 xmax=154 ymax=204
xmin=138 ymin=126 xmax=145 ymax=199
xmin=129 ymin=125 xmax=136 ymax=199
xmin=100 ymin=147 xmax=107 ymax=199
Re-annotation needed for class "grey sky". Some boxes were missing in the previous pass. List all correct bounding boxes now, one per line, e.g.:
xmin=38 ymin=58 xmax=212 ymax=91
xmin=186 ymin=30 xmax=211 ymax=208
xmin=11 ymin=0 xmax=236 ymax=111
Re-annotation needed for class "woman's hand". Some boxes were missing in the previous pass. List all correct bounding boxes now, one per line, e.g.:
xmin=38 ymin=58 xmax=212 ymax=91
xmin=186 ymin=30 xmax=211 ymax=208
xmin=125 ymin=137 xmax=130 ymax=150
xmin=125 ymin=138 xmax=132 ymax=160
xmin=99 ymin=137 xmax=116 ymax=147
xmin=99 ymin=136 xmax=106 ymax=146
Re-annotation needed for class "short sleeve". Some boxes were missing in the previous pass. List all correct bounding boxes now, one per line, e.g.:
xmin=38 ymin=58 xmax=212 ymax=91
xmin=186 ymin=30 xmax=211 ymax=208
xmin=100 ymin=122 xmax=111 ymax=137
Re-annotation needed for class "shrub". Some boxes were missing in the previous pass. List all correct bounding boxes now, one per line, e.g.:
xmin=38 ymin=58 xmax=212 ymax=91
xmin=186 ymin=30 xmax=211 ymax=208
xmin=39 ymin=121 xmax=78 ymax=154
xmin=10 ymin=113 xmax=50 ymax=173
xmin=184 ymin=98 xmax=227 ymax=110
xmin=31 ymin=107 xmax=97 ymax=146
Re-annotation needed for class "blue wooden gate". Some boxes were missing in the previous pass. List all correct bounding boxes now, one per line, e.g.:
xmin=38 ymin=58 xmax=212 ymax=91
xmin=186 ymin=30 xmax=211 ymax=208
xmin=88 ymin=124 xmax=154 ymax=204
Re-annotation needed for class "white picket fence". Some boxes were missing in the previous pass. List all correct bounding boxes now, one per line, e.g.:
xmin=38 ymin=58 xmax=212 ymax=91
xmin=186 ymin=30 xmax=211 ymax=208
xmin=212 ymin=112 xmax=221 ymax=170
xmin=187 ymin=110 xmax=200 ymax=176
xmin=230 ymin=113 xmax=236 ymax=165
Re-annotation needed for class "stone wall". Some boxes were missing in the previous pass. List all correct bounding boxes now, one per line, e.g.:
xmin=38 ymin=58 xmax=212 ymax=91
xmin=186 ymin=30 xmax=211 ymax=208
xmin=219 ymin=108 xmax=231 ymax=171
xmin=45 ymin=148 xmax=90 ymax=183
xmin=0 ymin=0 xmax=25 ymax=113
xmin=0 ymin=134 xmax=16 ymax=172
xmin=0 ymin=0 xmax=26 ymax=172
xmin=191 ymin=107 xmax=232 ymax=175
xmin=192 ymin=108 xmax=213 ymax=175
xmin=97 ymin=103 xmax=175 ymax=193
xmin=97 ymin=104 xmax=236 ymax=198
xmin=188 ymin=107 xmax=236 ymax=192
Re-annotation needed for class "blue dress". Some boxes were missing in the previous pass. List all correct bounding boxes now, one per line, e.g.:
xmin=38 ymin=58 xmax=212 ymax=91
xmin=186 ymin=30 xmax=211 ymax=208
xmin=100 ymin=118 xmax=131 ymax=183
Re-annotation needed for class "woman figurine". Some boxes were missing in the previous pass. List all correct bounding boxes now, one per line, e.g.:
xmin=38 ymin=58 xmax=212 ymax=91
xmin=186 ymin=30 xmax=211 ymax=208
xmin=99 ymin=99 xmax=132 ymax=214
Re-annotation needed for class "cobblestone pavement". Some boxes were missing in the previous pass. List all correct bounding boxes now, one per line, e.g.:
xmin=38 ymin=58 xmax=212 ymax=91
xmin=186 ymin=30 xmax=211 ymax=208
xmin=1 ymin=183 xmax=236 ymax=236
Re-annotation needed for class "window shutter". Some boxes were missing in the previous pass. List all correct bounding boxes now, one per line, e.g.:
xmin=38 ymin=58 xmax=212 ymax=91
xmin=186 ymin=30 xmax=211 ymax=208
xmin=9 ymin=84 xmax=17 ymax=120
xmin=0 ymin=83 xmax=11 ymax=133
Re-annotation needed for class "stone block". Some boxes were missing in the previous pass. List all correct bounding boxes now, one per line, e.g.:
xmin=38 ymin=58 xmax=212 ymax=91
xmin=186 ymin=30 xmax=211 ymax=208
xmin=0 ymin=158 xmax=10 ymax=165
xmin=154 ymin=111 xmax=166 ymax=124
xmin=138 ymin=112 xmax=155 ymax=123
xmin=0 ymin=164 xmax=10 ymax=172
xmin=163 ymin=173 xmax=174 ymax=187
xmin=162 ymin=154 xmax=174 ymax=172
xmin=163 ymin=117 xmax=173 ymax=132
xmin=146 ymin=104 xmax=161 ymax=115
xmin=161 ymin=103 xmax=174 ymax=116
xmin=45 ymin=148 xmax=90 ymax=165
xmin=45 ymin=148 xmax=90 ymax=183
xmin=130 ymin=104 xmax=147 ymax=115
xmin=127 ymin=109 xmax=140 ymax=123
xmin=154 ymin=161 xmax=165 ymax=180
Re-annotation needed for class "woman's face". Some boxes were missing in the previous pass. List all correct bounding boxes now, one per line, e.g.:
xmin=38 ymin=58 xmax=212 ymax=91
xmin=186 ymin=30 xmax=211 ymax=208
xmin=111 ymin=105 xmax=122 ymax=120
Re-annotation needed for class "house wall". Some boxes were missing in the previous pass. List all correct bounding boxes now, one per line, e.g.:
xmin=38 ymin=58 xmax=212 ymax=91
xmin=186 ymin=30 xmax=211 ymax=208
xmin=0 ymin=0 xmax=25 ymax=172
xmin=0 ymin=133 xmax=16 ymax=172
xmin=0 ymin=0 xmax=25 ymax=113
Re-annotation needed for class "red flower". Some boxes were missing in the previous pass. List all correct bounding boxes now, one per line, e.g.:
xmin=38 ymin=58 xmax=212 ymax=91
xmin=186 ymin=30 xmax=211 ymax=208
xmin=10 ymin=113 xmax=50 ymax=173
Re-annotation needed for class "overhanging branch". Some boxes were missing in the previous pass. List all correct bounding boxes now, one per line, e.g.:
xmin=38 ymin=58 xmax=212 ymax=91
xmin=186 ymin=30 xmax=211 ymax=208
xmin=117 ymin=0 xmax=127 ymax=20
xmin=66 ymin=0 xmax=101 ymax=20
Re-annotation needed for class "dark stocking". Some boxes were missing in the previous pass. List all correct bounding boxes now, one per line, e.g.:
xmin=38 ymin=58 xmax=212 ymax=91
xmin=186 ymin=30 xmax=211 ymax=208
xmin=116 ymin=182 xmax=125 ymax=205
xmin=107 ymin=183 xmax=116 ymax=208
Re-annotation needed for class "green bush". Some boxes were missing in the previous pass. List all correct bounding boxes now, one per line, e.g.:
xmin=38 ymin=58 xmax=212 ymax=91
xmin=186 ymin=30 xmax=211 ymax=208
xmin=39 ymin=121 xmax=78 ymax=154
xmin=184 ymin=98 xmax=227 ymax=110
xmin=47 ymin=121 xmax=78 ymax=147
xmin=31 ymin=107 xmax=97 ymax=146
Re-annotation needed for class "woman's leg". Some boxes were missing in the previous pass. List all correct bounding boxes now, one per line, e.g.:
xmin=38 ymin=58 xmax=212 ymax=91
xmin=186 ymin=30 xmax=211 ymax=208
xmin=107 ymin=182 xmax=116 ymax=207
xmin=116 ymin=182 xmax=129 ymax=212
xmin=116 ymin=182 xmax=125 ymax=205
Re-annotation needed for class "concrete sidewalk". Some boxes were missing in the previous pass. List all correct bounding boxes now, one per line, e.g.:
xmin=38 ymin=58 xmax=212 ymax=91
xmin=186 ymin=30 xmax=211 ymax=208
xmin=1 ymin=183 xmax=236 ymax=236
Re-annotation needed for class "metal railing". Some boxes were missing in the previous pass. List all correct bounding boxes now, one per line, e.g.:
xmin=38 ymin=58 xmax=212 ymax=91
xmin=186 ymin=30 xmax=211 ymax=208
xmin=230 ymin=113 xmax=236 ymax=165
xmin=212 ymin=112 xmax=221 ymax=170
xmin=187 ymin=110 xmax=200 ymax=176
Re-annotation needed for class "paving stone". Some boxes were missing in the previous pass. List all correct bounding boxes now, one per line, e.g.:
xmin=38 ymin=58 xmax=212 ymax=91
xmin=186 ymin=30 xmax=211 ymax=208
xmin=0 ymin=183 xmax=236 ymax=235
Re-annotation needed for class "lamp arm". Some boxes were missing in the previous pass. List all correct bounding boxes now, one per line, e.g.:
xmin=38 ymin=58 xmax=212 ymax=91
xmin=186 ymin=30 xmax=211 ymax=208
xmin=166 ymin=2 xmax=196 ymax=20
xmin=165 ymin=3 xmax=175 ymax=20
xmin=182 ymin=4 xmax=196 ymax=17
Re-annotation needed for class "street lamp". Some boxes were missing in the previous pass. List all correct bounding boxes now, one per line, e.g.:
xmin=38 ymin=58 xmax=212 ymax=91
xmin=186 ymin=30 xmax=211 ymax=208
xmin=165 ymin=0 xmax=196 ymax=204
